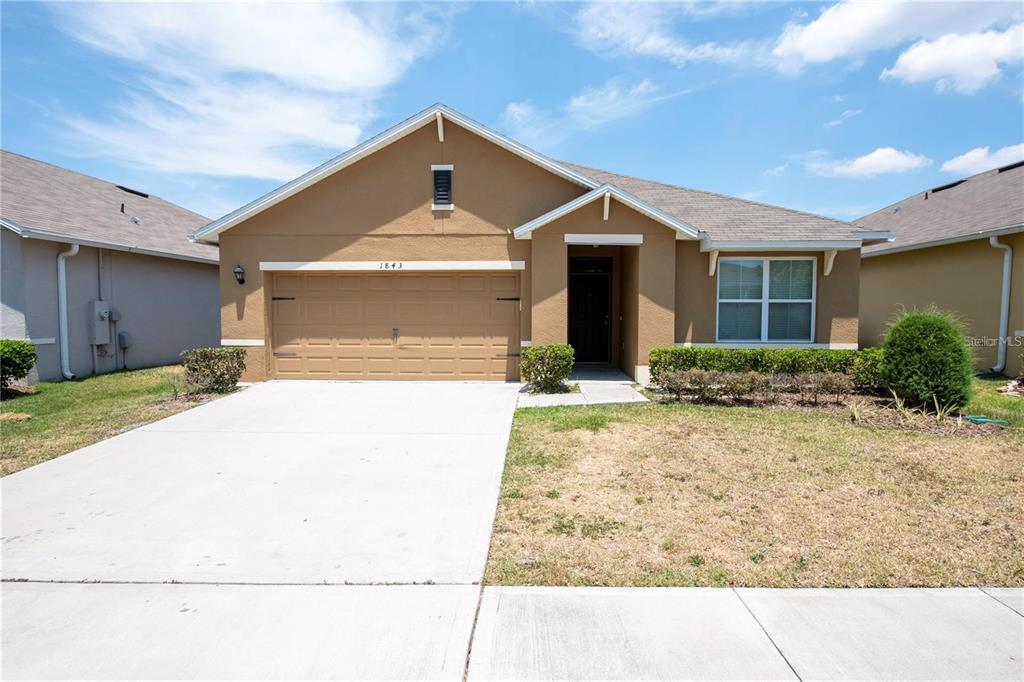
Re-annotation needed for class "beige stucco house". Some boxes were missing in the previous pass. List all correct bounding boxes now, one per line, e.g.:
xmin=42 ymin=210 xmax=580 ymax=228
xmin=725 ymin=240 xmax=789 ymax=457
xmin=1 ymin=151 xmax=220 ymax=382
xmin=191 ymin=104 xmax=891 ymax=383
xmin=858 ymin=162 xmax=1023 ymax=377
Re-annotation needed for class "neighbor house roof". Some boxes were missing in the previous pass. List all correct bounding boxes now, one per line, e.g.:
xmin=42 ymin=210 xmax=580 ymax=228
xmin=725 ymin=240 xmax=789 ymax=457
xmin=1 ymin=150 xmax=217 ymax=263
xmin=858 ymin=161 xmax=1024 ymax=257
xmin=190 ymin=103 xmax=890 ymax=250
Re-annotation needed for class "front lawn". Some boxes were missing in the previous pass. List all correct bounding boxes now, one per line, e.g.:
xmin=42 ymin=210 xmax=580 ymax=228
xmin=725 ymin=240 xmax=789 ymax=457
xmin=485 ymin=391 xmax=1024 ymax=588
xmin=1 ymin=366 xmax=216 ymax=476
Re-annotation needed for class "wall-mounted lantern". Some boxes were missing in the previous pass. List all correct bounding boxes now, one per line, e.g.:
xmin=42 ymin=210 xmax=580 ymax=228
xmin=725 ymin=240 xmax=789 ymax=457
xmin=233 ymin=264 xmax=245 ymax=285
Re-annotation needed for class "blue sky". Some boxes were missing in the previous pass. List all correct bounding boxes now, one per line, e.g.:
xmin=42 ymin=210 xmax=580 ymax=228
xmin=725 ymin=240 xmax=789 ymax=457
xmin=3 ymin=1 xmax=1022 ymax=221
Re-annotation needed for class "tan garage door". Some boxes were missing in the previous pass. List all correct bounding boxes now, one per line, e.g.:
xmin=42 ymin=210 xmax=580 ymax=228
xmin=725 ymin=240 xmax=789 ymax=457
xmin=270 ymin=272 xmax=520 ymax=380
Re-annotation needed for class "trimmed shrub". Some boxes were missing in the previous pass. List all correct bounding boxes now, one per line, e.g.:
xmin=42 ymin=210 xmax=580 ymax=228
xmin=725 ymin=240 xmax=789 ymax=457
xmin=1 ymin=339 xmax=37 ymax=389
xmin=181 ymin=347 xmax=247 ymax=393
xmin=521 ymin=343 xmax=574 ymax=393
xmin=722 ymin=371 xmax=768 ymax=402
xmin=852 ymin=347 xmax=885 ymax=393
xmin=649 ymin=346 xmax=858 ymax=381
xmin=880 ymin=308 xmax=974 ymax=410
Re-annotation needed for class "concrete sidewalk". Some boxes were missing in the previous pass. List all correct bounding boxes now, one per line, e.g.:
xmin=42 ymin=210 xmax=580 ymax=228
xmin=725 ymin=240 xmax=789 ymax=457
xmin=468 ymin=586 xmax=1023 ymax=680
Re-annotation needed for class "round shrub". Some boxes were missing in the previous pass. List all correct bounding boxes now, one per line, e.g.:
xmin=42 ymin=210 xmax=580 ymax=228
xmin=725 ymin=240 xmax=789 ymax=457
xmin=881 ymin=308 xmax=974 ymax=409
xmin=181 ymin=347 xmax=247 ymax=393
xmin=1 ymin=339 xmax=37 ymax=389
xmin=521 ymin=343 xmax=574 ymax=393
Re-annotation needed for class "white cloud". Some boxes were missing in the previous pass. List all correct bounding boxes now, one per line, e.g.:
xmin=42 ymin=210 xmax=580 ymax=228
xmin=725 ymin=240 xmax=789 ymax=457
xmin=763 ymin=163 xmax=788 ymax=176
xmin=881 ymin=24 xmax=1024 ymax=93
xmin=941 ymin=143 xmax=1024 ymax=175
xmin=49 ymin=3 xmax=456 ymax=185
xmin=574 ymin=2 xmax=757 ymax=67
xmin=823 ymin=109 xmax=863 ymax=128
xmin=804 ymin=147 xmax=933 ymax=178
xmin=773 ymin=1 xmax=1020 ymax=72
xmin=502 ymin=77 xmax=683 ymax=150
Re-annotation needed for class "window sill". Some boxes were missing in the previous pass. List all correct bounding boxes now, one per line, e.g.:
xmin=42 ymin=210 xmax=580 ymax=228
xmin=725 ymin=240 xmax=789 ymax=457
xmin=432 ymin=204 xmax=454 ymax=211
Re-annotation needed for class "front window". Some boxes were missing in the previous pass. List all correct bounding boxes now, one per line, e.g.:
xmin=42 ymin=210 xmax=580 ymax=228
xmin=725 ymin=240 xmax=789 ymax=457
xmin=717 ymin=258 xmax=815 ymax=342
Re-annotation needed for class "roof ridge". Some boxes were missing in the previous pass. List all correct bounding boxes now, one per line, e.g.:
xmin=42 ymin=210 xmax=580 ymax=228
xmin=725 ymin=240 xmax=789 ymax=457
xmin=0 ymin=149 xmax=209 ymax=221
xmin=562 ymin=160 xmax=862 ymax=230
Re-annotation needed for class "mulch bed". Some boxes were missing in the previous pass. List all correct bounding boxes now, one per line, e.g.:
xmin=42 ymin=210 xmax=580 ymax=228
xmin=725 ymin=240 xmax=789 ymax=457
xmin=651 ymin=391 xmax=1006 ymax=436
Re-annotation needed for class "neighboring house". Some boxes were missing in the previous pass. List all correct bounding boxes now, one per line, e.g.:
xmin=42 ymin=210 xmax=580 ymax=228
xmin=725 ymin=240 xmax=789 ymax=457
xmin=1 ymin=150 xmax=220 ymax=382
xmin=858 ymin=162 xmax=1023 ymax=377
xmin=191 ymin=104 xmax=891 ymax=384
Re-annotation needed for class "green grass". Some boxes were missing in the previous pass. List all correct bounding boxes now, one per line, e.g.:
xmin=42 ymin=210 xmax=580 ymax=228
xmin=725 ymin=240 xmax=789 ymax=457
xmin=966 ymin=378 xmax=1024 ymax=428
xmin=1 ymin=366 xmax=215 ymax=475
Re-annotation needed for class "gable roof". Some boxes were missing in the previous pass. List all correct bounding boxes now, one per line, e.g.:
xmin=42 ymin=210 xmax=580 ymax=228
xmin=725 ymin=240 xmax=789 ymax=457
xmin=1 ymin=150 xmax=216 ymax=263
xmin=189 ymin=103 xmax=890 ymax=250
xmin=562 ymin=162 xmax=887 ymax=247
xmin=190 ymin=103 xmax=599 ymax=243
xmin=858 ymin=161 xmax=1024 ymax=257
xmin=513 ymin=184 xmax=701 ymax=240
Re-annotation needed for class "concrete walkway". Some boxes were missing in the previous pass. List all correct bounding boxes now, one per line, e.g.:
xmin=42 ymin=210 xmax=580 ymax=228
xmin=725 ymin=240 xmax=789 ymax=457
xmin=517 ymin=368 xmax=648 ymax=408
xmin=469 ymin=586 xmax=1023 ymax=680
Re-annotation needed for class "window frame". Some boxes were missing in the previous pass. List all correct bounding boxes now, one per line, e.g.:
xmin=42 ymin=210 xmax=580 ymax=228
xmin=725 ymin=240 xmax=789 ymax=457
xmin=715 ymin=256 xmax=817 ymax=343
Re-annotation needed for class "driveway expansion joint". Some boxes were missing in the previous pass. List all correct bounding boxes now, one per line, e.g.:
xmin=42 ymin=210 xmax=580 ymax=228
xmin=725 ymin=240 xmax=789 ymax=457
xmin=732 ymin=587 xmax=804 ymax=681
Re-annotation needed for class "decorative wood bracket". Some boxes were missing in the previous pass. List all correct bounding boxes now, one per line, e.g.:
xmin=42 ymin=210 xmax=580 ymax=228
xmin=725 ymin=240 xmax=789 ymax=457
xmin=708 ymin=249 xmax=720 ymax=277
xmin=435 ymin=112 xmax=444 ymax=142
xmin=603 ymin=192 xmax=610 ymax=221
xmin=823 ymin=249 xmax=838 ymax=276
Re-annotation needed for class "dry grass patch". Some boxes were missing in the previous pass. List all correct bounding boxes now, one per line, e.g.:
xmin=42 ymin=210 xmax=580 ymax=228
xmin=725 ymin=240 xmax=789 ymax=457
xmin=485 ymin=402 xmax=1024 ymax=588
xmin=1 ymin=366 xmax=219 ymax=476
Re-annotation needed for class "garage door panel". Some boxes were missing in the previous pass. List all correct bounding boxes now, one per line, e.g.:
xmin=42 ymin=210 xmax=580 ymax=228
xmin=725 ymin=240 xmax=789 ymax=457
xmin=271 ymin=272 xmax=519 ymax=380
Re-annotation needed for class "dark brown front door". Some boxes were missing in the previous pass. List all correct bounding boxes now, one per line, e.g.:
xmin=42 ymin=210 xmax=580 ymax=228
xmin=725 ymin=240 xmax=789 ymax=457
xmin=569 ymin=258 xmax=612 ymax=363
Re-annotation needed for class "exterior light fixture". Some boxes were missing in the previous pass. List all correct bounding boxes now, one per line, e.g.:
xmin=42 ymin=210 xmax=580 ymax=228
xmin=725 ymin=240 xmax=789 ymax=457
xmin=233 ymin=264 xmax=245 ymax=284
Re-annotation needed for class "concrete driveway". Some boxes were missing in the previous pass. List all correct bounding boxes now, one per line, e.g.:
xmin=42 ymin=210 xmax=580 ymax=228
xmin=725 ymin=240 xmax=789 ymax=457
xmin=2 ymin=380 xmax=518 ymax=585
xmin=2 ymin=380 xmax=519 ymax=679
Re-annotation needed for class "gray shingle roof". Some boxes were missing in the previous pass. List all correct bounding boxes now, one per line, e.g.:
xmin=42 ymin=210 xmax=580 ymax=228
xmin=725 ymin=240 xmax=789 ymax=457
xmin=858 ymin=162 xmax=1024 ymax=255
xmin=1 ymin=150 xmax=217 ymax=262
xmin=561 ymin=162 xmax=876 ymax=242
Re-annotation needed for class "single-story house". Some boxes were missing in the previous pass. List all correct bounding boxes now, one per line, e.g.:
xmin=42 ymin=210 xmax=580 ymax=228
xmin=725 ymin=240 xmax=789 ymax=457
xmin=1 ymin=150 xmax=220 ymax=382
xmin=190 ymin=104 xmax=892 ymax=383
xmin=858 ymin=161 xmax=1023 ymax=377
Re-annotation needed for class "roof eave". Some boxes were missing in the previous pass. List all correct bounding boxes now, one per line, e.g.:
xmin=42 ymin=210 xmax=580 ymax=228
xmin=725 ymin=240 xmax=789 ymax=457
xmin=699 ymin=237 xmax=866 ymax=252
xmin=190 ymin=103 xmax=600 ymax=243
xmin=2 ymin=219 xmax=218 ymax=265
xmin=862 ymin=223 xmax=1024 ymax=258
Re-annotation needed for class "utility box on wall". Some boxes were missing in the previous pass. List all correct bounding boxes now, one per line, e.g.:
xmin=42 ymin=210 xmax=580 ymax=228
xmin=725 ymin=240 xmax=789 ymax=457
xmin=91 ymin=300 xmax=111 ymax=345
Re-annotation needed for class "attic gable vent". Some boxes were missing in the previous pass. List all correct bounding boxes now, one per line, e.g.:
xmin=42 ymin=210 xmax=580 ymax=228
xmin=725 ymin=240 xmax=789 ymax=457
xmin=431 ymin=164 xmax=453 ymax=209
xmin=116 ymin=184 xmax=149 ymax=198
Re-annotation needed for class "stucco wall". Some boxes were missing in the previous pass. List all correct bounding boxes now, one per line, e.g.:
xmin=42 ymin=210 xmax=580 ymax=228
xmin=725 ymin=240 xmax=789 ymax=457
xmin=1 ymin=234 xmax=219 ymax=382
xmin=860 ymin=233 xmax=1024 ymax=376
xmin=676 ymin=244 xmax=860 ymax=346
xmin=219 ymin=120 xmax=586 ymax=380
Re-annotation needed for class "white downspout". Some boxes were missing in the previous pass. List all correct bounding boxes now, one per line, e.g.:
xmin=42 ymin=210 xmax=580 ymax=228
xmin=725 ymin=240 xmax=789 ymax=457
xmin=57 ymin=243 xmax=80 ymax=380
xmin=989 ymin=236 xmax=1012 ymax=373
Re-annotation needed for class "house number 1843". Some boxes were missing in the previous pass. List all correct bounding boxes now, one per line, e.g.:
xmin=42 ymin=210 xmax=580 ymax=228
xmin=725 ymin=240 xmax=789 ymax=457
xmin=379 ymin=262 xmax=403 ymax=270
